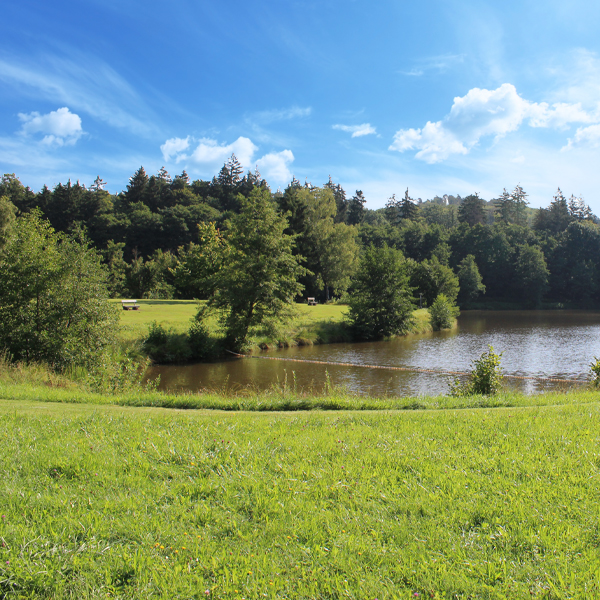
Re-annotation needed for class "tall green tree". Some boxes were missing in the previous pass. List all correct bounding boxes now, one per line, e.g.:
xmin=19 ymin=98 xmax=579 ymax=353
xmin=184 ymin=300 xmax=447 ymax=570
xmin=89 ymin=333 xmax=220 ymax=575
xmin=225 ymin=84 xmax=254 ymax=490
xmin=205 ymin=187 xmax=305 ymax=350
xmin=408 ymin=256 xmax=459 ymax=306
xmin=0 ymin=195 xmax=17 ymax=247
xmin=347 ymin=245 xmax=414 ymax=340
xmin=514 ymin=244 xmax=549 ymax=307
xmin=123 ymin=166 xmax=149 ymax=207
xmin=536 ymin=188 xmax=572 ymax=234
xmin=279 ymin=186 xmax=358 ymax=299
xmin=347 ymin=190 xmax=367 ymax=225
xmin=495 ymin=186 xmax=528 ymax=226
xmin=458 ymin=194 xmax=486 ymax=226
xmin=0 ymin=212 xmax=118 ymax=369
xmin=457 ymin=254 xmax=486 ymax=305
xmin=171 ymin=222 xmax=229 ymax=299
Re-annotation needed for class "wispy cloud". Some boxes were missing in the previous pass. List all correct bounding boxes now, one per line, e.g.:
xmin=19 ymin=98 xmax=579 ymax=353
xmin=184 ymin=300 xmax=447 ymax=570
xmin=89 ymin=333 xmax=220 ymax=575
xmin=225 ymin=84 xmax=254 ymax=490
xmin=332 ymin=123 xmax=377 ymax=138
xmin=252 ymin=106 xmax=312 ymax=124
xmin=0 ymin=54 xmax=159 ymax=136
xmin=390 ymin=83 xmax=598 ymax=163
xmin=400 ymin=54 xmax=465 ymax=77
xmin=563 ymin=124 xmax=600 ymax=150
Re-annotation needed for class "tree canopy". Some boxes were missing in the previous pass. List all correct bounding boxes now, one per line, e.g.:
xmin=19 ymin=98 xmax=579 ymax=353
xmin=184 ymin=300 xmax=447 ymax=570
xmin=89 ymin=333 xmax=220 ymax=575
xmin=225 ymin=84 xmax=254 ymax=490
xmin=0 ymin=212 xmax=118 ymax=369
xmin=347 ymin=245 xmax=415 ymax=340
xmin=203 ymin=187 xmax=306 ymax=351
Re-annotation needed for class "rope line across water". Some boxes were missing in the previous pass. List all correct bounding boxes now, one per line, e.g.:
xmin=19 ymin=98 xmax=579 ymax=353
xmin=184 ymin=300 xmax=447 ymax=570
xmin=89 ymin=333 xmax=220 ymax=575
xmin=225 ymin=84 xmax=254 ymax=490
xmin=243 ymin=354 xmax=582 ymax=384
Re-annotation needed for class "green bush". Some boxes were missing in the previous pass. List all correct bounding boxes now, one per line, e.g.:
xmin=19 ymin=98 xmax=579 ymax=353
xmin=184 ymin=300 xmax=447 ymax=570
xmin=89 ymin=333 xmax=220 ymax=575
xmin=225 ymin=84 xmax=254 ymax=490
xmin=429 ymin=293 xmax=460 ymax=331
xmin=450 ymin=345 xmax=504 ymax=396
xmin=188 ymin=319 xmax=218 ymax=360
xmin=143 ymin=322 xmax=191 ymax=363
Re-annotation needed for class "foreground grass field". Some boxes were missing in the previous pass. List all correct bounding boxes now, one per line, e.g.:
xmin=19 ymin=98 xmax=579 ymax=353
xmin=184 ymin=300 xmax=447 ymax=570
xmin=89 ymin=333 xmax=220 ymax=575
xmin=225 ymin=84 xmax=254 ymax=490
xmin=2 ymin=388 xmax=600 ymax=598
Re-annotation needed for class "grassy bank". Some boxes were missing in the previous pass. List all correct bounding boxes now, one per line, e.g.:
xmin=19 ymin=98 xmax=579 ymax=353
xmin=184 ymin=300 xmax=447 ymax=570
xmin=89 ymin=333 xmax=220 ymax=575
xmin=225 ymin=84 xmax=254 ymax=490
xmin=2 ymin=394 xmax=600 ymax=598
xmin=114 ymin=300 xmax=439 ymax=362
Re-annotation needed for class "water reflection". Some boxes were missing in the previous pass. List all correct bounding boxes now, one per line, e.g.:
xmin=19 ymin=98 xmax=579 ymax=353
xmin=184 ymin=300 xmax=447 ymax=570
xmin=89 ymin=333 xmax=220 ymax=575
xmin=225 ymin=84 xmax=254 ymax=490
xmin=146 ymin=311 xmax=600 ymax=396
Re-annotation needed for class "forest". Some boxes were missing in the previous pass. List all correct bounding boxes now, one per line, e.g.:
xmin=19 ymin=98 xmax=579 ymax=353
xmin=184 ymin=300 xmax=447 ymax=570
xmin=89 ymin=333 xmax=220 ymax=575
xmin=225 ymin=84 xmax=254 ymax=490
xmin=1 ymin=154 xmax=598 ymax=313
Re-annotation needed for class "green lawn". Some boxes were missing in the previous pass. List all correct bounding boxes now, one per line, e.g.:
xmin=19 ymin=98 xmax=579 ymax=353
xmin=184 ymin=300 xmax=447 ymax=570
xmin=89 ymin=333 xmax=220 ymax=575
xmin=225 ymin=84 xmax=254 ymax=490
xmin=1 ymin=396 xmax=600 ymax=598
xmin=113 ymin=299 xmax=202 ymax=341
xmin=114 ymin=300 xmax=433 ymax=345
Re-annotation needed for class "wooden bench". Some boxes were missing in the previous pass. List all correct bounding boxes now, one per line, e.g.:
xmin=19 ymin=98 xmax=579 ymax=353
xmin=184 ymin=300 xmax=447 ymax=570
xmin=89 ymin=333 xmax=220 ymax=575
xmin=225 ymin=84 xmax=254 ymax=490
xmin=121 ymin=300 xmax=140 ymax=311
xmin=307 ymin=297 xmax=317 ymax=306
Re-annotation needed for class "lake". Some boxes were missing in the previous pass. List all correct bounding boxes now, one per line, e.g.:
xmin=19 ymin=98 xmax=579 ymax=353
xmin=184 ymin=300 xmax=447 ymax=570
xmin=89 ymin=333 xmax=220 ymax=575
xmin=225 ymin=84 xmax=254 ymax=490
xmin=146 ymin=310 xmax=600 ymax=396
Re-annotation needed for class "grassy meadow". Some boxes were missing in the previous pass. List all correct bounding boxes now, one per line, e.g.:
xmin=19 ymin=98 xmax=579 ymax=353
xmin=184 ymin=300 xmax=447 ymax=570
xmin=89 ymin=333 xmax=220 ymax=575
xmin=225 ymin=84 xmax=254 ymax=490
xmin=114 ymin=300 xmax=434 ymax=348
xmin=2 ymin=394 xmax=600 ymax=599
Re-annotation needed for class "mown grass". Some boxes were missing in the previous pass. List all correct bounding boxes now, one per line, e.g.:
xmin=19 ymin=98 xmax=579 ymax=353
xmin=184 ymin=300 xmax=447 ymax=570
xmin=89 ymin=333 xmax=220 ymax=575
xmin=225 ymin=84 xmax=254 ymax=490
xmin=2 ymin=397 xmax=600 ymax=598
xmin=115 ymin=300 xmax=439 ymax=360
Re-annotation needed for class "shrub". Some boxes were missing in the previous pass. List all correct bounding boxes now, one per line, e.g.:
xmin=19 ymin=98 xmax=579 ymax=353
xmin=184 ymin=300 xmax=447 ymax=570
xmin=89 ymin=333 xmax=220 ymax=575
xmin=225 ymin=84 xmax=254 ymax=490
xmin=143 ymin=322 xmax=191 ymax=363
xmin=429 ymin=293 xmax=460 ymax=331
xmin=188 ymin=319 xmax=217 ymax=360
xmin=450 ymin=345 xmax=504 ymax=396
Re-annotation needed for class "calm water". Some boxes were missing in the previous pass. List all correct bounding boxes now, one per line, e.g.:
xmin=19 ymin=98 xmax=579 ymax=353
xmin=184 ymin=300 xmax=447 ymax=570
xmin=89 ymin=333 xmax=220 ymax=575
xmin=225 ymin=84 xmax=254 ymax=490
xmin=146 ymin=311 xmax=600 ymax=396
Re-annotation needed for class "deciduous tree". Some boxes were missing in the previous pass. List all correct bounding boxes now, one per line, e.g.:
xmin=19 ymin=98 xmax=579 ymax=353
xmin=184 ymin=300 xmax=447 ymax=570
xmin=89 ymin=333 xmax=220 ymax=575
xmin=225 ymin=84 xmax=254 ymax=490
xmin=205 ymin=187 xmax=306 ymax=350
xmin=0 ymin=212 xmax=118 ymax=369
xmin=347 ymin=245 xmax=414 ymax=340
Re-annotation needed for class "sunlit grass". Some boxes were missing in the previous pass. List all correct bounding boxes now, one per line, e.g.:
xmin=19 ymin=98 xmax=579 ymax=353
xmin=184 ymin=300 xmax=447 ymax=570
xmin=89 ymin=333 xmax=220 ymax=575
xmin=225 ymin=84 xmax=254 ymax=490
xmin=114 ymin=300 xmax=437 ymax=350
xmin=1 ymin=398 xmax=600 ymax=598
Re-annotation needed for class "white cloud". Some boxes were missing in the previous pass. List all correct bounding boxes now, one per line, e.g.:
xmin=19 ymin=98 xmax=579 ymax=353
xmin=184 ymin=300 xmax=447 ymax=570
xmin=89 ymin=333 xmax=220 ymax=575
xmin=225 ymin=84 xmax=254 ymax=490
xmin=189 ymin=136 xmax=258 ymax=169
xmin=390 ymin=83 xmax=597 ymax=163
xmin=528 ymin=102 xmax=595 ymax=129
xmin=18 ymin=107 xmax=83 ymax=146
xmin=256 ymin=150 xmax=294 ymax=184
xmin=563 ymin=124 xmax=600 ymax=150
xmin=160 ymin=136 xmax=190 ymax=162
xmin=332 ymin=123 xmax=377 ymax=138
xmin=159 ymin=134 xmax=296 ymax=184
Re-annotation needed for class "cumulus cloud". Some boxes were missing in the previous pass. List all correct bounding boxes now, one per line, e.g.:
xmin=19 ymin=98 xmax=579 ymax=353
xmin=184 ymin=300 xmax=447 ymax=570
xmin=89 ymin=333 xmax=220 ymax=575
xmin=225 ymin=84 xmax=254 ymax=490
xmin=189 ymin=136 xmax=258 ymax=169
xmin=161 ymin=135 xmax=259 ymax=170
xmin=18 ymin=107 xmax=83 ymax=146
xmin=160 ymin=136 xmax=190 ymax=162
xmin=563 ymin=124 xmax=600 ymax=150
xmin=256 ymin=150 xmax=294 ymax=184
xmin=390 ymin=83 xmax=597 ymax=163
xmin=160 ymin=135 xmax=296 ymax=183
xmin=332 ymin=123 xmax=377 ymax=138
xmin=528 ymin=102 xmax=595 ymax=129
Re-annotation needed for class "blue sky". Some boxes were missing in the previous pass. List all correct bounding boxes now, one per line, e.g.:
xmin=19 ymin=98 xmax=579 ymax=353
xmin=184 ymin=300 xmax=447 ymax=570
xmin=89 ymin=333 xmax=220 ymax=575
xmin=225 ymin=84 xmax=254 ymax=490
xmin=2 ymin=0 xmax=600 ymax=211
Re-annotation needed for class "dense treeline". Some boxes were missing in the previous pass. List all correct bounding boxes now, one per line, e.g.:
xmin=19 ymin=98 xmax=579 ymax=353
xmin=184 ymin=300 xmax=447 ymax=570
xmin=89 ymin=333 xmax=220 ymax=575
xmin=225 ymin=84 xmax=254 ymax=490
xmin=1 ymin=155 xmax=598 ymax=309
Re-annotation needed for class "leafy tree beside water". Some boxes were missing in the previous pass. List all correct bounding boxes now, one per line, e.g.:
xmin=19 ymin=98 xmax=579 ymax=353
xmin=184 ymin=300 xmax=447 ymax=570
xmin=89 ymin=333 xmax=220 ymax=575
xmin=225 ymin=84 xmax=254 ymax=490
xmin=202 ymin=187 xmax=306 ymax=351
xmin=347 ymin=244 xmax=414 ymax=340
xmin=429 ymin=293 xmax=460 ymax=331
xmin=515 ymin=244 xmax=549 ymax=308
xmin=457 ymin=254 xmax=486 ymax=306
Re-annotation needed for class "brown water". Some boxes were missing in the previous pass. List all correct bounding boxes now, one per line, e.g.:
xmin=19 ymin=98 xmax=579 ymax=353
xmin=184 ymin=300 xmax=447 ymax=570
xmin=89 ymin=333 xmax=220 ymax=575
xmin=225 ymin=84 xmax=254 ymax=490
xmin=146 ymin=311 xmax=600 ymax=396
